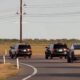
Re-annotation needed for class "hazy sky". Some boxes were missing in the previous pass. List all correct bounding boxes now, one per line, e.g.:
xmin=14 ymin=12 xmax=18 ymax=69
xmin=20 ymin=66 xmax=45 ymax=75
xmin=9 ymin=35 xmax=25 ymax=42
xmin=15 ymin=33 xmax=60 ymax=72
xmin=0 ymin=0 xmax=80 ymax=39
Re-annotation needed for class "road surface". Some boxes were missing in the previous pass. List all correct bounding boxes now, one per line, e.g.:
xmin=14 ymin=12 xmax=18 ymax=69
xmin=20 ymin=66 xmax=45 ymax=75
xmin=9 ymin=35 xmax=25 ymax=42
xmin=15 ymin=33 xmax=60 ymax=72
xmin=0 ymin=55 xmax=80 ymax=80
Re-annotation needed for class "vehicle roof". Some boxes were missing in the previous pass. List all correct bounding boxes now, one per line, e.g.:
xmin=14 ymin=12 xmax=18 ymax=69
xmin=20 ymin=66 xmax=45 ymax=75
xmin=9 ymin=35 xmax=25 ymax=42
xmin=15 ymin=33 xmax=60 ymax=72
xmin=14 ymin=43 xmax=30 ymax=45
xmin=48 ymin=43 xmax=67 ymax=46
xmin=72 ymin=43 xmax=80 ymax=45
xmin=11 ymin=43 xmax=30 ymax=47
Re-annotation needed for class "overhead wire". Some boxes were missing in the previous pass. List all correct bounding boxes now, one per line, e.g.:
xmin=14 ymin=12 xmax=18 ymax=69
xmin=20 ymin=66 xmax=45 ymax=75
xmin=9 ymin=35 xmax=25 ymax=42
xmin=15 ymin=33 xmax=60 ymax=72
xmin=0 ymin=0 xmax=80 ymax=23
xmin=22 ymin=1 xmax=80 ymax=17
xmin=0 ymin=1 xmax=80 ymax=17
xmin=25 ymin=3 xmax=80 ymax=8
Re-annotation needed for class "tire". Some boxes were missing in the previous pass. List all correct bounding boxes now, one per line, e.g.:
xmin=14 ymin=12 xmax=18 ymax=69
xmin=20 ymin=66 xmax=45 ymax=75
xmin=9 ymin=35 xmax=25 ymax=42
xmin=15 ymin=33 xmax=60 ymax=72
xmin=67 ymin=57 xmax=72 ymax=63
xmin=50 ymin=55 xmax=53 ymax=59
xmin=14 ymin=52 xmax=17 ymax=59
xmin=10 ymin=54 xmax=14 ymax=59
xmin=28 ymin=55 xmax=31 ymax=59
xmin=64 ymin=55 xmax=67 ymax=59
xmin=67 ymin=52 xmax=73 ymax=63
xmin=45 ymin=55 xmax=49 ymax=59
xmin=9 ymin=52 xmax=14 ymax=59
xmin=71 ymin=52 xmax=75 ymax=60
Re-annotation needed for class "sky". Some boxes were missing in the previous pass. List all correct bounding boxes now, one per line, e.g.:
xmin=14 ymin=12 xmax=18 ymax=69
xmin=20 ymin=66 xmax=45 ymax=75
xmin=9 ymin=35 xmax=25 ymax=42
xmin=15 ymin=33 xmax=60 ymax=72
xmin=0 ymin=0 xmax=80 ymax=39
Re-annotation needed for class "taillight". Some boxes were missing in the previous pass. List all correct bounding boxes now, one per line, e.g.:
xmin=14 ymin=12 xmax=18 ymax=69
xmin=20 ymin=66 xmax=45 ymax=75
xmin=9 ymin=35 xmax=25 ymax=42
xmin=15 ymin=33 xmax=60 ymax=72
xmin=27 ymin=49 xmax=31 ymax=51
xmin=63 ymin=48 xmax=67 ymax=51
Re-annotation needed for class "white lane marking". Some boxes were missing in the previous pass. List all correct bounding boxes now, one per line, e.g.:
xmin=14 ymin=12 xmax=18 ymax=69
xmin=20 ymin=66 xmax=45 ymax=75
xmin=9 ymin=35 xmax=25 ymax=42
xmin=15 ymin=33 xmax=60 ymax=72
xmin=21 ymin=63 xmax=38 ymax=80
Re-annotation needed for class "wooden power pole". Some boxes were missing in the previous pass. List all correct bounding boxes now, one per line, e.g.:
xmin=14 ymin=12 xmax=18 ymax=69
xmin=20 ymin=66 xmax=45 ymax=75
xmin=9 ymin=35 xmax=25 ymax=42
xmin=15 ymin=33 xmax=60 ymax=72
xmin=20 ymin=0 xmax=22 ymax=43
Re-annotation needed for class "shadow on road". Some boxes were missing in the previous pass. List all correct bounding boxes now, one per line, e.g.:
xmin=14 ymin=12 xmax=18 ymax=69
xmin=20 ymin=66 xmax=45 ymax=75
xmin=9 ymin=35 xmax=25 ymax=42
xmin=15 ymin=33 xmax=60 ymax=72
xmin=36 ymin=73 xmax=80 ymax=77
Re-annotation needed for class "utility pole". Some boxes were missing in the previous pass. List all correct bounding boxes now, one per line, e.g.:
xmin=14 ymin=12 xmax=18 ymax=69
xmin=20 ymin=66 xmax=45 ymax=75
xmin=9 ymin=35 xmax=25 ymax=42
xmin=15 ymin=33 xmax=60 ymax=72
xmin=20 ymin=0 xmax=22 ymax=43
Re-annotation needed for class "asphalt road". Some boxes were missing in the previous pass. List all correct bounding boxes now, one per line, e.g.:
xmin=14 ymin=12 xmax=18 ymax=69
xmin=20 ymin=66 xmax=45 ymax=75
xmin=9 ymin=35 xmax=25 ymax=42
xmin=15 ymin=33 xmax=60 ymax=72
xmin=1 ymin=55 xmax=80 ymax=80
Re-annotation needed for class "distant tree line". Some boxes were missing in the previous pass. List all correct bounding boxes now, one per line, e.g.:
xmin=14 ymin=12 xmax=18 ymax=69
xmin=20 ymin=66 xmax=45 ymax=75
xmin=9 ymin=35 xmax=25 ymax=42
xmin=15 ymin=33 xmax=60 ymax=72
xmin=0 ymin=38 xmax=80 ymax=47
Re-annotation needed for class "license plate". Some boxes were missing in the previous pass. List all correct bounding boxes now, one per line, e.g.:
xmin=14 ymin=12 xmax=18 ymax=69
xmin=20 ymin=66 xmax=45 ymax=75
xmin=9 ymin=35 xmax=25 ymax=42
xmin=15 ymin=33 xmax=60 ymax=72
xmin=27 ymin=53 xmax=30 ymax=54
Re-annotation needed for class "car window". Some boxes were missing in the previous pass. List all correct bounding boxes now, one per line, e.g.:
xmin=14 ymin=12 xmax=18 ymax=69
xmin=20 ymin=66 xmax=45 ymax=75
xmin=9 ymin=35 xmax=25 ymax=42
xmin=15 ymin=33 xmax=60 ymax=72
xmin=18 ymin=45 xmax=31 ymax=49
xmin=54 ymin=44 xmax=67 ymax=49
xmin=49 ymin=44 xmax=54 ymax=49
xmin=74 ymin=45 xmax=80 ymax=49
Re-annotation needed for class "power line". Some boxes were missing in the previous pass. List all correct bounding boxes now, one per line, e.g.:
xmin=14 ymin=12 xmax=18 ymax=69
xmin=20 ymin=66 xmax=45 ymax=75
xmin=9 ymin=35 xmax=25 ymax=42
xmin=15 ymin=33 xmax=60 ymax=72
xmin=0 ymin=12 xmax=80 ymax=19
xmin=24 ymin=11 xmax=80 ymax=17
xmin=0 ymin=10 xmax=80 ymax=19
xmin=0 ymin=15 xmax=18 ymax=19
xmin=25 ymin=4 xmax=80 ymax=9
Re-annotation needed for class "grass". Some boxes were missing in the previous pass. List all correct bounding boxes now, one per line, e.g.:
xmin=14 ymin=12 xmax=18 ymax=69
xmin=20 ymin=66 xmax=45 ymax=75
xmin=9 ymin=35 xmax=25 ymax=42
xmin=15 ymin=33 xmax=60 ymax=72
xmin=31 ymin=44 xmax=47 ymax=56
xmin=0 ymin=63 xmax=19 ymax=80
xmin=0 ymin=42 xmax=48 ymax=56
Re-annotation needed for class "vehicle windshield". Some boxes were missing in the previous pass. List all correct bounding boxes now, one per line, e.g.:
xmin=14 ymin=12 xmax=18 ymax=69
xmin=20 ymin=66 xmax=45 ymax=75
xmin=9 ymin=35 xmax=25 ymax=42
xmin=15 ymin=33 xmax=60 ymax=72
xmin=74 ymin=45 xmax=80 ymax=49
xmin=19 ymin=45 xmax=31 ymax=49
xmin=54 ymin=44 xmax=67 ymax=49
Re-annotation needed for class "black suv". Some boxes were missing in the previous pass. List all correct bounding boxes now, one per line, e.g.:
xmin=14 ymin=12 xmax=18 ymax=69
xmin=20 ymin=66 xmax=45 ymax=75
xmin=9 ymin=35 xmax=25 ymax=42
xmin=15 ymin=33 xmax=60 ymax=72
xmin=45 ymin=43 xmax=69 ymax=59
xmin=9 ymin=43 xmax=32 ymax=59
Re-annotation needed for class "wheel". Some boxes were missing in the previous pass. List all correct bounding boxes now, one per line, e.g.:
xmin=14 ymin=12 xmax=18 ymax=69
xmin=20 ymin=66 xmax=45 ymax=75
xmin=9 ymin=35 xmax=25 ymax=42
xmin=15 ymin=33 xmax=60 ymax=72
xmin=64 ymin=55 xmax=67 ymax=59
xmin=14 ymin=52 xmax=17 ymax=59
xmin=71 ymin=52 xmax=76 ymax=60
xmin=9 ymin=52 xmax=14 ymax=59
xmin=67 ymin=57 xmax=72 ymax=63
xmin=10 ymin=54 xmax=14 ymax=59
xmin=28 ymin=55 xmax=31 ymax=59
xmin=45 ymin=55 xmax=49 ymax=59
xmin=50 ymin=55 xmax=53 ymax=59
xmin=67 ymin=52 xmax=73 ymax=63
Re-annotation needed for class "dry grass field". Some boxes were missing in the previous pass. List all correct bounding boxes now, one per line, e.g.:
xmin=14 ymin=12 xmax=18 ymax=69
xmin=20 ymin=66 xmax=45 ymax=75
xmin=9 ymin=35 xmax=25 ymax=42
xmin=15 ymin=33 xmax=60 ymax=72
xmin=0 ymin=63 xmax=19 ymax=80
xmin=31 ymin=44 xmax=47 ymax=56
xmin=0 ymin=42 xmax=47 ymax=56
